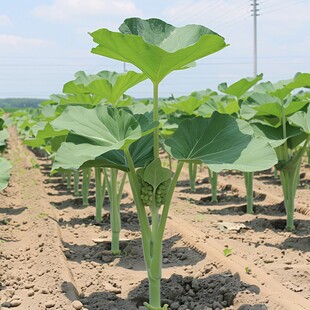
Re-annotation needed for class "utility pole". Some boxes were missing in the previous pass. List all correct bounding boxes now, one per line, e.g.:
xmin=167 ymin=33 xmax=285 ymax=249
xmin=251 ymin=0 xmax=259 ymax=76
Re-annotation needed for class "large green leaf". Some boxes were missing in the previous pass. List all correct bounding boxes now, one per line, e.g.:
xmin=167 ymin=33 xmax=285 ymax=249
xmin=250 ymin=122 xmax=306 ymax=148
xmin=254 ymin=73 xmax=310 ymax=101
xmin=164 ymin=113 xmax=277 ymax=172
xmin=0 ymin=157 xmax=11 ymax=190
xmin=288 ymin=105 xmax=310 ymax=134
xmin=63 ymin=70 xmax=147 ymax=106
xmin=24 ymin=122 xmax=68 ymax=149
xmin=241 ymin=92 xmax=308 ymax=126
xmin=52 ymin=105 xmax=141 ymax=147
xmin=218 ymin=74 xmax=263 ymax=98
xmin=196 ymin=94 xmax=239 ymax=117
xmin=90 ymin=17 xmax=228 ymax=83
xmin=52 ymin=107 xmax=156 ymax=171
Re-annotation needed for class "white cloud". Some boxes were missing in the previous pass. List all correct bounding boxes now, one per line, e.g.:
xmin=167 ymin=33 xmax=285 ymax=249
xmin=32 ymin=0 xmax=143 ymax=22
xmin=0 ymin=15 xmax=12 ymax=26
xmin=0 ymin=34 xmax=54 ymax=48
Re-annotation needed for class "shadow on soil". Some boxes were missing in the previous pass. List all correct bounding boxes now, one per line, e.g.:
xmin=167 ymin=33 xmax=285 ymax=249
xmin=57 ymin=208 xmax=140 ymax=233
xmin=199 ymin=201 xmax=286 ymax=217
xmin=66 ymin=272 xmax=264 ymax=310
xmin=0 ymin=206 xmax=27 ymax=216
xmin=61 ymin=234 xmax=205 ymax=271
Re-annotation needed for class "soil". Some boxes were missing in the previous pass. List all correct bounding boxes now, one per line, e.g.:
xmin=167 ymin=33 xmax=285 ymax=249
xmin=0 ymin=127 xmax=309 ymax=310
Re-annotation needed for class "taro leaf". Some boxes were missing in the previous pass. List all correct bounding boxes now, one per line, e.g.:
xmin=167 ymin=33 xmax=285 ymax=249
xmin=64 ymin=70 xmax=147 ymax=106
xmin=90 ymin=17 xmax=227 ymax=83
xmin=164 ymin=113 xmax=277 ymax=172
xmin=241 ymin=92 xmax=309 ymax=128
xmin=0 ymin=157 xmax=11 ymax=190
xmin=24 ymin=122 xmax=68 ymax=149
xmin=218 ymin=74 xmax=263 ymax=98
xmin=143 ymin=158 xmax=172 ymax=190
xmin=86 ymin=71 xmax=147 ymax=105
xmin=41 ymin=104 xmax=58 ymax=121
xmin=288 ymin=105 xmax=310 ymax=134
xmin=31 ymin=122 xmax=68 ymax=139
xmin=79 ymin=129 xmax=154 ymax=171
xmin=52 ymin=107 xmax=156 ymax=172
xmin=196 ymin=95 xmax=239 ymax=117
xmin=254 ymin=73 xmax=310 ymax=101
xmin=250 ymin=122 xmax=305 ymax=148
xmin=59 ymin=93 xmax=101 ymax=106
xmin=0 ymin=128 xmax=9 ymax=147
xmin=170 ymin=96 xmax=206 ymax=115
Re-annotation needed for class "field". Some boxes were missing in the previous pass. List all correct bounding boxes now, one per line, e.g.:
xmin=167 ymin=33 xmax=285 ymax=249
xmin=1 ymin=17 xmax=310 ymax=310
xmin=1 ymin=127 xmax=309 ymax=310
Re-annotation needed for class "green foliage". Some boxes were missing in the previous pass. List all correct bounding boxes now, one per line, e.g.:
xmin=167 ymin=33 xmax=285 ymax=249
xmin=91 ymin=17 xmax=228 ymax=83
xmin=0 ymin=157 xmax=12 ymax=191
xmin=0 ymin=98 xmax=46 ymax=109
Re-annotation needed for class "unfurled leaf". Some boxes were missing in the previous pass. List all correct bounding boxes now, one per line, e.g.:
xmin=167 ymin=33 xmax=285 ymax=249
xmin=218 ymin=74 xmax=263 ymax=98
xmin=90 ymin=17 xmax=228 ymax=83
xmin=164 ymin=112 xmax=277 ymax=172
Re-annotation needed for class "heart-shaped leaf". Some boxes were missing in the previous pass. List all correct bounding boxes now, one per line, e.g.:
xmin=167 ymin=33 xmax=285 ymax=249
xmin=52 ymin=107 xmax=156 ymax=171
xmin=90 ymin=17 xmax=228 ymax=83
xmin=164 ymin=113 xmax=277 ymax=172
xmin=218 ymin=74 xmax=263 ymax=98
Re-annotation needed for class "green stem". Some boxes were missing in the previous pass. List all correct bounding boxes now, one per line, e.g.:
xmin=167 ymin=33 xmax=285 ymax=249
xmin=73 ymin=170 xmax=80 ymax=196
xmin=110 ymin=168 xmax=121 ymax=254
xmin=153 ymin=82 xmax=159 ymax=160
xmin=168 ymin=154 xmax=172 ymax=171
xmin=277 ymin=139 xmax=308 ymax=231
xmin=116 ymin=172 xmax=127 ymax=206
xmin=158 ymin=161 xmax=184 ymax=240
xmin=95 ymin=167 xmax=103 ymax=222
xmin=124 ymin=148 xmax=151 ymax=267
xmin=208 ymin=168 xmax=218 ymax=203
xmin=244 ymin=171 xmax=254 ymax=214
xmin=143 ymin=161 xmax=184 ymax=310
xmin=66 ymin=171 xmax=72 ymax=189
xmin=189 ymin=162 xmax=197 ymax=192
xmin=82 ymin=168 xmax=91 ymax=206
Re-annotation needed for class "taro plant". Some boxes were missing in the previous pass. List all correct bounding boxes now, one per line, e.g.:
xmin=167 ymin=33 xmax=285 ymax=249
xmin=88 ymin=17 xmax=278 ymax=310
xmin=50 ymin=18 xmax=277 ymax=310
xmin=218 ymin=74 xmax=264 ymax=213
xmin=51 ymin=70 xmax=148 ymax=254
xmin=241 ymin=72 xmax=310 ymax=230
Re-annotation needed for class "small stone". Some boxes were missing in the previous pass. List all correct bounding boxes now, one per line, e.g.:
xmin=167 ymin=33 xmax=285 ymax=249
xmin=72 ymin=300 xmax=83 ymax=309
xmin=10 ymin=300 xmax=22 ymax=307
xmin=45 ymin=300 xmax=55 ymax=308
xmin=170 ymin=301 xmax=180 ymax=309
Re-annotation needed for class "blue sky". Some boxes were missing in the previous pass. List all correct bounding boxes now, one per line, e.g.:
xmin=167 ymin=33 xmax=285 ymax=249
xmin=0 ymin=0 xmax=309 ymax=99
